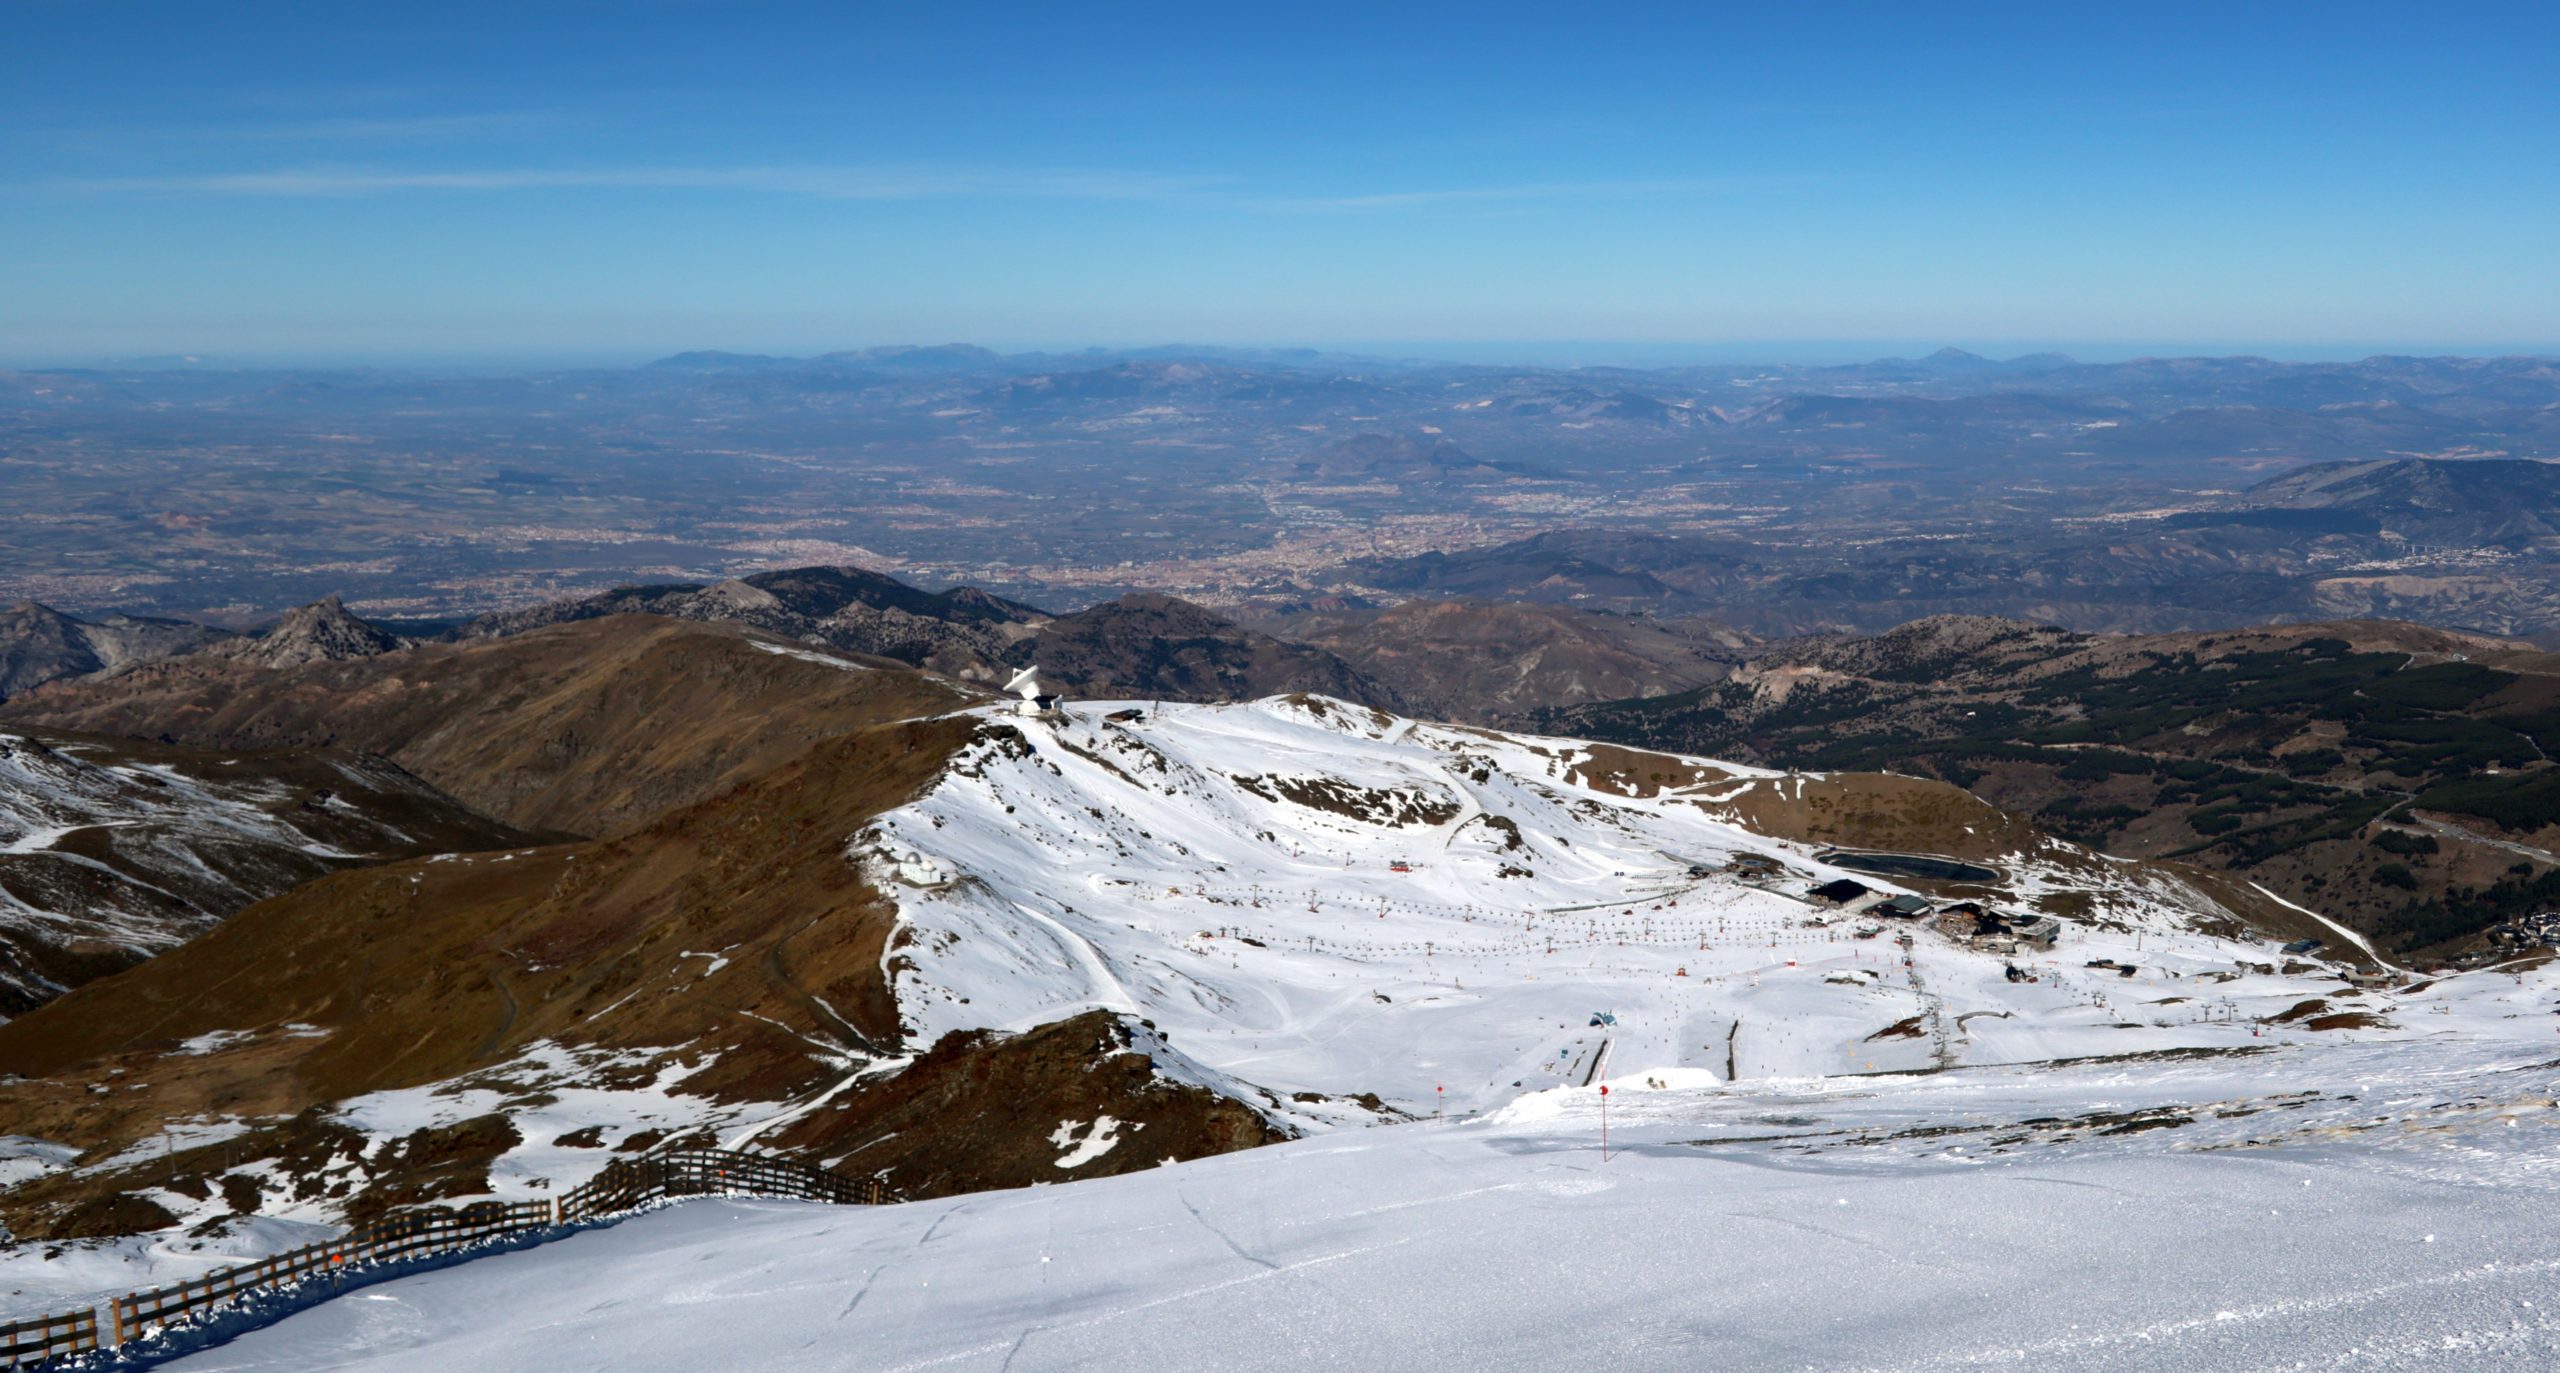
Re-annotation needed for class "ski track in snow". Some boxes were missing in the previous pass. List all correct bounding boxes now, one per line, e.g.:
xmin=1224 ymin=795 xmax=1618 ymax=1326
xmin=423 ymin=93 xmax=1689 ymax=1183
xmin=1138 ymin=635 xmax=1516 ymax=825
xmin=2253 ymin=878 xmax=2399 ymax=970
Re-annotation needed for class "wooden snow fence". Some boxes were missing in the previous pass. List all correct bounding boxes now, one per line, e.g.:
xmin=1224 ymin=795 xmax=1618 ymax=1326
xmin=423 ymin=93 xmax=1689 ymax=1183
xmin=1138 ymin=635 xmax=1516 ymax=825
xmin=0 ymin=1147 xmax=888 ymax=1368
xmin=557 ymin=1147 xmax=884 ymax=1222
xmin=0 ymin=1313 xmax=95 ymax=1369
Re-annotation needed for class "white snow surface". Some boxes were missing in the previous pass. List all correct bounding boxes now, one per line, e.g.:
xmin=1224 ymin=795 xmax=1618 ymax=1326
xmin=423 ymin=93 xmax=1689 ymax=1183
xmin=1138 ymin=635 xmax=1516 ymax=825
xmin=862 ymin=698 xmax=2446 ymax=1120
xmin=163 ymin=1001 xmax=2560 ymax=1371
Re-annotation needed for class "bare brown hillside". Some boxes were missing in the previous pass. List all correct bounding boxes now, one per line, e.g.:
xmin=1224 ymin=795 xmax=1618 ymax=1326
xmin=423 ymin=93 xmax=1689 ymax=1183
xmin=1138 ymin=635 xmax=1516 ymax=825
xmin=0 ymin=715 xmax=1287 ymax=1238
xmin=1031 ymin=594 xmax=1403 ymax=710
xmin=1 ymin=615 xmax=973 ymax=838
xmin=757 ymin=1011 xmax=1286 ymax=1201
xmin=0 ymin=728 xmax=543 ymax=1011
xmin=0 ymin=716 xmax=970 ymax=1234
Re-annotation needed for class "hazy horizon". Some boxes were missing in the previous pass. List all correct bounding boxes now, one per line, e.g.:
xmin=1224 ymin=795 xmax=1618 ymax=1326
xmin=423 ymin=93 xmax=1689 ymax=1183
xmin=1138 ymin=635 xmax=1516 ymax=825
xmin=12 ymin=337 xmax=2560 ymax=375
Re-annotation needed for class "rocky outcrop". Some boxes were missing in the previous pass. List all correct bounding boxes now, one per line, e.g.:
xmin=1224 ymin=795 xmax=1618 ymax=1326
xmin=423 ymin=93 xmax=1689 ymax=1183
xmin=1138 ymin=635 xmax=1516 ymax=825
xmin=218 ymin=595 xmax=409 ymax=667
xmin=761 ymin=1012 xmax=1288 ymax=1200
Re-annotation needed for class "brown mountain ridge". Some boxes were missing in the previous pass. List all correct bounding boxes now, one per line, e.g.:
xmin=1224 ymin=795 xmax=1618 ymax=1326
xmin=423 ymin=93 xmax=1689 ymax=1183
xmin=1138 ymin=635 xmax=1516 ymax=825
xmin=1 ymin=615 xmax=973 ymax=838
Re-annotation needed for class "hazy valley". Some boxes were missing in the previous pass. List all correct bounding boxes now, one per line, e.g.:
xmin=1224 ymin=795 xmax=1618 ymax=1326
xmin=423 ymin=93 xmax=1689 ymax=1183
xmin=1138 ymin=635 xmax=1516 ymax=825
xmin=9 ymin=350 xmax=2560 ymax=642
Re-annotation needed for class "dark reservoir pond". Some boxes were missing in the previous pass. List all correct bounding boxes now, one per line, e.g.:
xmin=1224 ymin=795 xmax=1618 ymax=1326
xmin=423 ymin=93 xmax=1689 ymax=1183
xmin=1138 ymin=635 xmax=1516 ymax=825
xmin=1815 ymin=851 xmax=2001 ymax=883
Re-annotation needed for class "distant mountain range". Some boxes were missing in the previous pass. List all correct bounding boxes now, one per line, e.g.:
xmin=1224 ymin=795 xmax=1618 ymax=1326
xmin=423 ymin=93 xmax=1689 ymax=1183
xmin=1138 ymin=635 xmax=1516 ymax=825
xmin=216 ymin=594 xmax=412 ymax=667
xmin=1321 ymin=458 xmax=2560 ymax=636
xmin=0 ymin=595 xmax=421 ymax=701
xmin=463 ymin=565 xmax=1052 ymax=685
xmin=4 ymin=562 xmax=1799 ymax=731
xmin=621 ymin=342 xmax=2560 ymax=399
xmin=647 ymin=343 xmax=1010 ymax=375
xmin=3 ymin=569 xmax=1399 ymax=710
xmin=4 ymin=616 xmax=971 ymax=840
xmin=0 ymin=602 xmax=230 ymax=699
xmin=463 ymin=568 xmax=1414 ymax=709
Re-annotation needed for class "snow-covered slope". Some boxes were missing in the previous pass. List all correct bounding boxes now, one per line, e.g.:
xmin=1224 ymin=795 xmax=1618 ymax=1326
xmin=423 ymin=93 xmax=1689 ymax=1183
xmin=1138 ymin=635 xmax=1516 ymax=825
xmin=155 ymin=997 xmax=2560 ymax=1372
xmin=5 ymin=693 xmax=2549 ymax=1340
xmin=860 ymin=696 xmax=2426 ymax=1121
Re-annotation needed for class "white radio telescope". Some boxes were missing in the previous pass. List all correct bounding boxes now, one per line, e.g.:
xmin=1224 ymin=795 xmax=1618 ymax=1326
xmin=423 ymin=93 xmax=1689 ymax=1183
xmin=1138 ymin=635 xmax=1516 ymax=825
xmin=1004 ymin=666 xmax=1046 ymax=716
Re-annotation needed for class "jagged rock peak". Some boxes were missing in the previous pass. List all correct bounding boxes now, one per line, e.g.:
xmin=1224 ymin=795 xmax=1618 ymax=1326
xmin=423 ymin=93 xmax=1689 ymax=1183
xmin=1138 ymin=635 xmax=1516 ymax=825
xmin=224 ymin=595 xmax=410 ymax=668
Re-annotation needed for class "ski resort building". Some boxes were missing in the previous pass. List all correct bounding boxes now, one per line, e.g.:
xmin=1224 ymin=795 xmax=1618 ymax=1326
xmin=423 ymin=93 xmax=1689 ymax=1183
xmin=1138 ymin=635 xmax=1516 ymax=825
xmin=1808 ymin=878 xmax=1871 ymax=907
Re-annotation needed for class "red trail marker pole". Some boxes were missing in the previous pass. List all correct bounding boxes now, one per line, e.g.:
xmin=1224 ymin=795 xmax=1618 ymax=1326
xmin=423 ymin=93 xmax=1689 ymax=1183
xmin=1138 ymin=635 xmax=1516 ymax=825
xmin=1599 ymin=1084 xmax=1610 ymax=1162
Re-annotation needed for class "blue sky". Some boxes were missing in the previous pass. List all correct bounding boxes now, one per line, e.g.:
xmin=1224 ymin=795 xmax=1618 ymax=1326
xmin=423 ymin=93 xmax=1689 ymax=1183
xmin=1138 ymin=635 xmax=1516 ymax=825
xmin=4 ymin=2 xmax=2555 ymax=365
